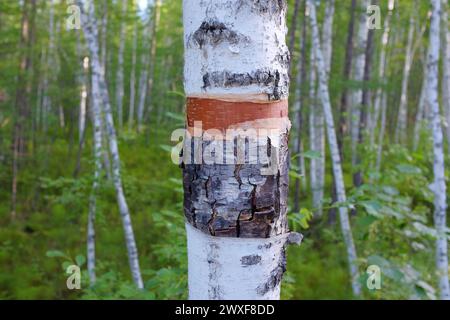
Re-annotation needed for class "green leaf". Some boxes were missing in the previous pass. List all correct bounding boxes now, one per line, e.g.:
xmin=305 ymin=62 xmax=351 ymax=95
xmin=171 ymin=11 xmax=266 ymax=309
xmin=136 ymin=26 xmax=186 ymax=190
xmin=76 ymin=255 xmax=86 ymax=267
xmin=46 ymin=250 xmax=67 ymax=258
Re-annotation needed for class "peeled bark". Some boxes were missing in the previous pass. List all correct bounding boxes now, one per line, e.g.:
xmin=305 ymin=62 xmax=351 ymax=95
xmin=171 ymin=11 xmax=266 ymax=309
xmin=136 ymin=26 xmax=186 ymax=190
xmin=78 ymin=0 xmax=143 ymax=289
xmin=307 ymin=0 xmax=361 ymax=297
xmin=427 ymin=0 xmax=450 ymax=300
xmin=182 ymin=0 xmax=300 ymax=300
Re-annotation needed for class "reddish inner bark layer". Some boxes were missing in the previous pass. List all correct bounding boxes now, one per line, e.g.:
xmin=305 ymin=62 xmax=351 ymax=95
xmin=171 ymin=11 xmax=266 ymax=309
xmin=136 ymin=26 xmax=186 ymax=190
xmin=186 ymin=98 xmax=288 ymax=131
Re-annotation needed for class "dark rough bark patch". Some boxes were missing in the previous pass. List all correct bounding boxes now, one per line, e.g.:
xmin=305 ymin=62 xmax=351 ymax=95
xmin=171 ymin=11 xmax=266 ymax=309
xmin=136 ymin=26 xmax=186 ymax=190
xmin=241 ymin=254 xmax=262 ymax=266
xmin=190 ymin=19 xmax=247 ymax=49
xmin=256 ymin=247 xmax=286 ymax=296
xmin=202 ymin=69 xmax=289 ymax=100
xmin=250 ymin=0 xmax=287 ymax=15
xmin=182 ymin=132 xmax=290 ymax=238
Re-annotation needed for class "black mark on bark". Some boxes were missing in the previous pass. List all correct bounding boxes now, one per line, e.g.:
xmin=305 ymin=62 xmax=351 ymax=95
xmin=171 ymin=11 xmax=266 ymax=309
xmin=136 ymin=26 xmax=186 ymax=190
xmin=201 ymin=69 xmax=289 ymax=100
xmin=241 ymin=254 xmax=262 ymax=266
xmin=191 ymin=19 xmax=247 ymax=49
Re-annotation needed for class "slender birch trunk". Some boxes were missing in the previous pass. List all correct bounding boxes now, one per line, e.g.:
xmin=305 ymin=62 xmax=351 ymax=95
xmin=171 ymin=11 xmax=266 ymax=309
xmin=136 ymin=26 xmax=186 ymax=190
xmin=78 ymin=0 xmax=143 ymax=289
xmin=143 ymin=0 xmax=161 ymax=135
xmin=427 ymin=0 xmax=450 ymax=300
xmin=86 ymin=60 xmax=105 ymax=285
xmin=350 ymin=0 xmax=369 ymax=172
xmin=442 ymin=0 xmax=450 ymax=148
xmin=338 ymin=0 xmax=356 ymax=155
xmin=136 ymin=14 xmax=152 ymax=131
xmin=395 ymin=12 xmax=415 ymax=144
xmin=314 ymin=0 xmax=335 ymax=216
xmin=309 ymin=45 xmax=319 ymax=213
xmin=370 ymin=0 xmax=394 ymax=146
xmin=182 ymin=0 xmax=300 ymax=300
xmin=354 ymin=12 xmax=375 ymax=188
xmin=100 ymin=0 xmax=108 ymax=75
xmin=116 ymin=0 xmax=127 ymax=130
xmin=128 ymin=20 xmax=138 ymax=130
xmin=413 ymin=49 xmax=429 ymax=150
xmin=307 ymin=0 xmax=361 ymax=296
xmin=293 ymin=0 xmax=307 ymax=212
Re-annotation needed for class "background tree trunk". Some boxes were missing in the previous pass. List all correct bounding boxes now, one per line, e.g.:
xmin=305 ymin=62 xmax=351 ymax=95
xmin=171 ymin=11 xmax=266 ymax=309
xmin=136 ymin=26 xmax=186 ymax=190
xmin=78 ymin=0 xmax=144 ymax=289
xmin=427 ymin=0 xmax=450 ymax=300
xmin=308 ymin=0 xmax=361 ymax=297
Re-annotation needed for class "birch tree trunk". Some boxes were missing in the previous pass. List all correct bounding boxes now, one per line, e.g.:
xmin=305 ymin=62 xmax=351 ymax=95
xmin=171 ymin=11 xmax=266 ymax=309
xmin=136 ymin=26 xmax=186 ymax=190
xmin=293 ymin=0 xmax=307 ymax=212
xmin=128 ymin=20 xmax=138 ymax=130
xmin=86 ymin=59 xmax=105 ymax=285
xmin=182 ymin=0 xmax=301 ymax=300
xmin=307 ymin=0 xmax=361 ymax=296
xmin=395 ymin=12 xmax=415 ymax=144
xmin=143 ymin=0 xmax=161 ymax=136
xmin=413 ymin=49 xmax=429 ymax=147
xmin=427 ymin=0 xmax=450 ymax=300
xmin=78 ymin=0 xmax=143 ymax=289
xmin=115 ymin=0 xmax=128 ymax=130
xmin=309 ymin=45 xmax=319 ymax=213
xmin=136 ymin=13 xmax=152 ymax=131
xmin=442 ymin=0 xmax=450 ymax=148
xmin=350 ymin=0 xmax=369 ymax=172
xmin=370 ymin=0 xmax=394 ymax=146
xmin=338 ymin=0 xmax=356 ymax=156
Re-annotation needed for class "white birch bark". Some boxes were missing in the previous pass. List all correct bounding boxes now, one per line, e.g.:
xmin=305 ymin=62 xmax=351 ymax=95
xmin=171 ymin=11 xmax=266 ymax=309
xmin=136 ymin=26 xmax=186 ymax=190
xmin=427 ymin=0 xmax=450 ymax=300
xmin=100 ymin=0 xmax=108 ymax=75
xmin=370 ymin=0 xmax=394 ymax=146
xmin=183 ymin=0 xmax=297 ymax=300
xmin=413 ymin=48 xmax=429 ymax=150
xmin=307 ymin=0 xmax=361 ymax=296
xmin=350 ymin=0 xmax=369 ymax=169
xmin=143 ymin=0 xmax=161 ymax=130
xmin=78 ymin=0 xmax=144 ymax=289
xmin=293 ymin=9 xmax=307 ymax=206
xmin=315 ymin=0 xmax=335 ymax=216
xmin=128 ymin=20 xmax=138 ymax=130
xmin=395 ymin=13 xmax=415 ymax=143
xmin=115 ymin=0 xmax=127 ymax=130
xmin=442 ymin=0 xmax=450 ymax=148
xmin=86 ymin=58 xmax=104 ymax=285
xmin=309 ymin=45 xmax=319 ymax=213
xmin=136 ymin=14 xmax=152 ymax=131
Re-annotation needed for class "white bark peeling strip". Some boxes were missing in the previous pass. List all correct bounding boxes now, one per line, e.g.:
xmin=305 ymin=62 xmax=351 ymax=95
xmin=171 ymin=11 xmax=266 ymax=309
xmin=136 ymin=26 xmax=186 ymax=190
xmin=183 ymin=0 xmax=289 ymax=102
xmin=186 ymin=223 xmax=301 ymax=300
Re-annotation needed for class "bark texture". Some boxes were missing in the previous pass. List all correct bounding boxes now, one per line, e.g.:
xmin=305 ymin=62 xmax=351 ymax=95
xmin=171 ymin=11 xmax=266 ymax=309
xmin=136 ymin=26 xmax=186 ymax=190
xmin=182 ymin=0 xmax=298 ymax=300
xmin=427 ymin=0 xmax=450 ymax=300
